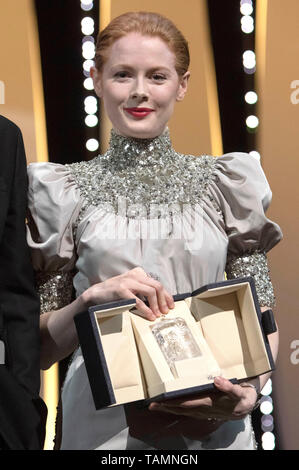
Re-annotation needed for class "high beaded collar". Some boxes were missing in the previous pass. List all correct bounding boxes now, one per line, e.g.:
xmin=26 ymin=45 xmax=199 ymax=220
xmin=103 ymin=128 xmax=175 ymax=170
xmin=66 ymin=128 xmax=219 ymax=219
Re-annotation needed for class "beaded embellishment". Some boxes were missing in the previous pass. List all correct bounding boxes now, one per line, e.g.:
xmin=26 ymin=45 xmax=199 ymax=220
xmin=36 ymin=271 xmax=74 ymax=314
xmin=225 ymin=251 xmax=276 ymax=307
xmin=65 ymin=129 xmax=221 ymax=224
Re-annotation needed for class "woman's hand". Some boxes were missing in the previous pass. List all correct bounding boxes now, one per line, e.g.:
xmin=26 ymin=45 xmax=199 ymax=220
xmin=149 ymin=376 xmax=258 ymax=421
xmin=41 ymin=267 xmax=174 ymax=369
xmin=81 ymin=267 xmax=175 ymax=321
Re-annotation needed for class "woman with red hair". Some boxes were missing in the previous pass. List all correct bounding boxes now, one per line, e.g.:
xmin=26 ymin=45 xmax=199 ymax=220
xmin=27 ymin=12 xmax=281 ymax=450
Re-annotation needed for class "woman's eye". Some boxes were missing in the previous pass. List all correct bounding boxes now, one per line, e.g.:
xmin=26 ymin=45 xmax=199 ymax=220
xmin=114 ymin=71 xmax=130 ymax=79
xmin=152 ymin=74 xmax=166 ymax=81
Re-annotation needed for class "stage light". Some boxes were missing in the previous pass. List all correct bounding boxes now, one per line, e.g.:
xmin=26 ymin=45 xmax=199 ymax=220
xmin=81 ymin=17 xmax=94 ymax=35
xmin=246 ymin=115 xmax=259 ymax=129
xmin=241 ymin=15 xmax=254 ymax=34
xmin=84 ymin=95 xmax=97 ymax=114
xmin=82 ymin=40 xmax=95 ymax=60
xmin=82 ymin=35 xmax=95 ymax=44
xmin=240 ymin=2 xmax=253 ymax=16
xmin=240 ymin=2 xmax=277 ymax=448
xmin=85 ymin=114 xmax=98 ymax=127
xmin=261 ymin=415 xmax=274 ymax=433
xmin=244 ymin=66 xmax=256 ymax=75
xmin=80 ymin=0 xmax=98 ymax=154
xmin=81 ymin=0 xmax=93 ymax=11
xmin=83 ymin=59 xmax=94 ymax=74
xmin=243 ymin=50 xmax=256 ymax=69
xmin=245 ymin=91 xmax=258 ymax=104
xmin=84 ymin=77 xmax=94 ymax=90
xmin=86 ymin=138 xmax=99 ymax=152
xmin=262 ymin=432 xmax=275 ymax=450
xmin=260 ymin=396 xmax=273 ymax=415
xmin=259 ymin=379 xmax=276 ymax=449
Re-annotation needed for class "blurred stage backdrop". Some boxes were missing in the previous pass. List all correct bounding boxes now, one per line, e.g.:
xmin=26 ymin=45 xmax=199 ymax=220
xmin=0 ymin=0 xmax=298 ymax=450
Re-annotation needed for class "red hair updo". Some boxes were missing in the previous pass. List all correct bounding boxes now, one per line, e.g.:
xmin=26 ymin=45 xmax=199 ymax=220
xmin=95 ymin=11 xmax=190 ymax=77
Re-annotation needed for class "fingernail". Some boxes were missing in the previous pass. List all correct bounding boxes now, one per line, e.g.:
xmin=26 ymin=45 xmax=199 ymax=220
xmin=149 ymin=403 xmax=162 ymax=411
xmin=151 ymin=309 xmax=160 ymax=318
xmin=214 ymin=377 xmax=223 ymax=385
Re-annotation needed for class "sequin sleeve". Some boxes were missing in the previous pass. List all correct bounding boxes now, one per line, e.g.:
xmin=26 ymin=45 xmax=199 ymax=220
xmin=210 ymin=153 xmax=283 ymax=307
xmin=27 ymin=162 xmax=82 ymax=312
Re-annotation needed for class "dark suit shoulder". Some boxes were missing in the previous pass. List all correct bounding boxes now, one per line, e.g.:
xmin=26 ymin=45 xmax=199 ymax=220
xmin=0 ymin=116 xmax=25 ymax=183
xmin=0 ymin=114 xmax=21 ymax=137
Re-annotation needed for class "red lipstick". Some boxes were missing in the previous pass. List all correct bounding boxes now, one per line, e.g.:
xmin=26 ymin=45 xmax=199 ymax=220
xmin=124 ymin=107 xmax=154 ymax=118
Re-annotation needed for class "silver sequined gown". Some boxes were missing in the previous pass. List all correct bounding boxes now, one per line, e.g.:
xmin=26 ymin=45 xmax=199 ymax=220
xmin=27 ymin=129 xmax=282 ymax=450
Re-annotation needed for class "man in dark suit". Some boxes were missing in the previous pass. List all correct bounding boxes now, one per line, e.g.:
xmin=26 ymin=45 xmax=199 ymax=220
xmin=0 ymin=115 xmax=46 ymax=449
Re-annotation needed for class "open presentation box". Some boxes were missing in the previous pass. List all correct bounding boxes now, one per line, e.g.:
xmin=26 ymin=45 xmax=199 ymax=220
xmin=74 ymin=277 xmax=277 ymax=410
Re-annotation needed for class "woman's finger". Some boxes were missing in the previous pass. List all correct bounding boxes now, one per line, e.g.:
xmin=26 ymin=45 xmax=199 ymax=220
xmin=150 ymin=394 xmax=213 ymax=409
xmin=133 ymin=281 xmax=163 ymax=317
xmin=142 ymin=277 xmax=173 ymax=314
xmin=149 ymin=403 xmax=196 ymax=416
xmin=121 ymin=269 xmax=174 ymax=316
xmin=213 ymin=377 xmax=244 ymax=401
xmin=129 ymin=268 xmax=175 ymax=312
xmin=120 ymin=289 xmax=157 ymax=321
xmin=118 ymin=280 xmax=170 ymax=320
xmin=149 ymin=402 xmax=224 ymax=421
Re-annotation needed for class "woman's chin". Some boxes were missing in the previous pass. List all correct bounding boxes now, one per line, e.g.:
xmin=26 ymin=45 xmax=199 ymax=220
xmin=109 ymin=113 xmax=165 ymax=138
xmin=114 ymin=123 xmax=166 ymax=140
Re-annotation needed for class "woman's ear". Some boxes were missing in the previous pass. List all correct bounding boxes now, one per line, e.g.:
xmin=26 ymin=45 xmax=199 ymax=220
xmin=176 ymin=71 xmax=190 ymax=102
xmin=90 ymin=66 xmax=102 ymax=98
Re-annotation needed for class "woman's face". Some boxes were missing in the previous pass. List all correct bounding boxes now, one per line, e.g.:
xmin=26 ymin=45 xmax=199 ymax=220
xmin=91 ymin=33 xmax=189 ymax=139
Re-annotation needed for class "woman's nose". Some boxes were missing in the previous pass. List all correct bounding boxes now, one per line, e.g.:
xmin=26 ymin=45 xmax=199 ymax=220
xmin=130 ymin=90 xmax=149 ymax=101
xmin=129 ymin=78 xmax=149 ymax=102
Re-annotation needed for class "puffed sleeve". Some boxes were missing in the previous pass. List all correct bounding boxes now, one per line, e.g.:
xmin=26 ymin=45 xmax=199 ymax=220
xmin=27 ymin=163 xmax=82 ymax=313
xmin=210 ymin=152 xmax=283 ymax=307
